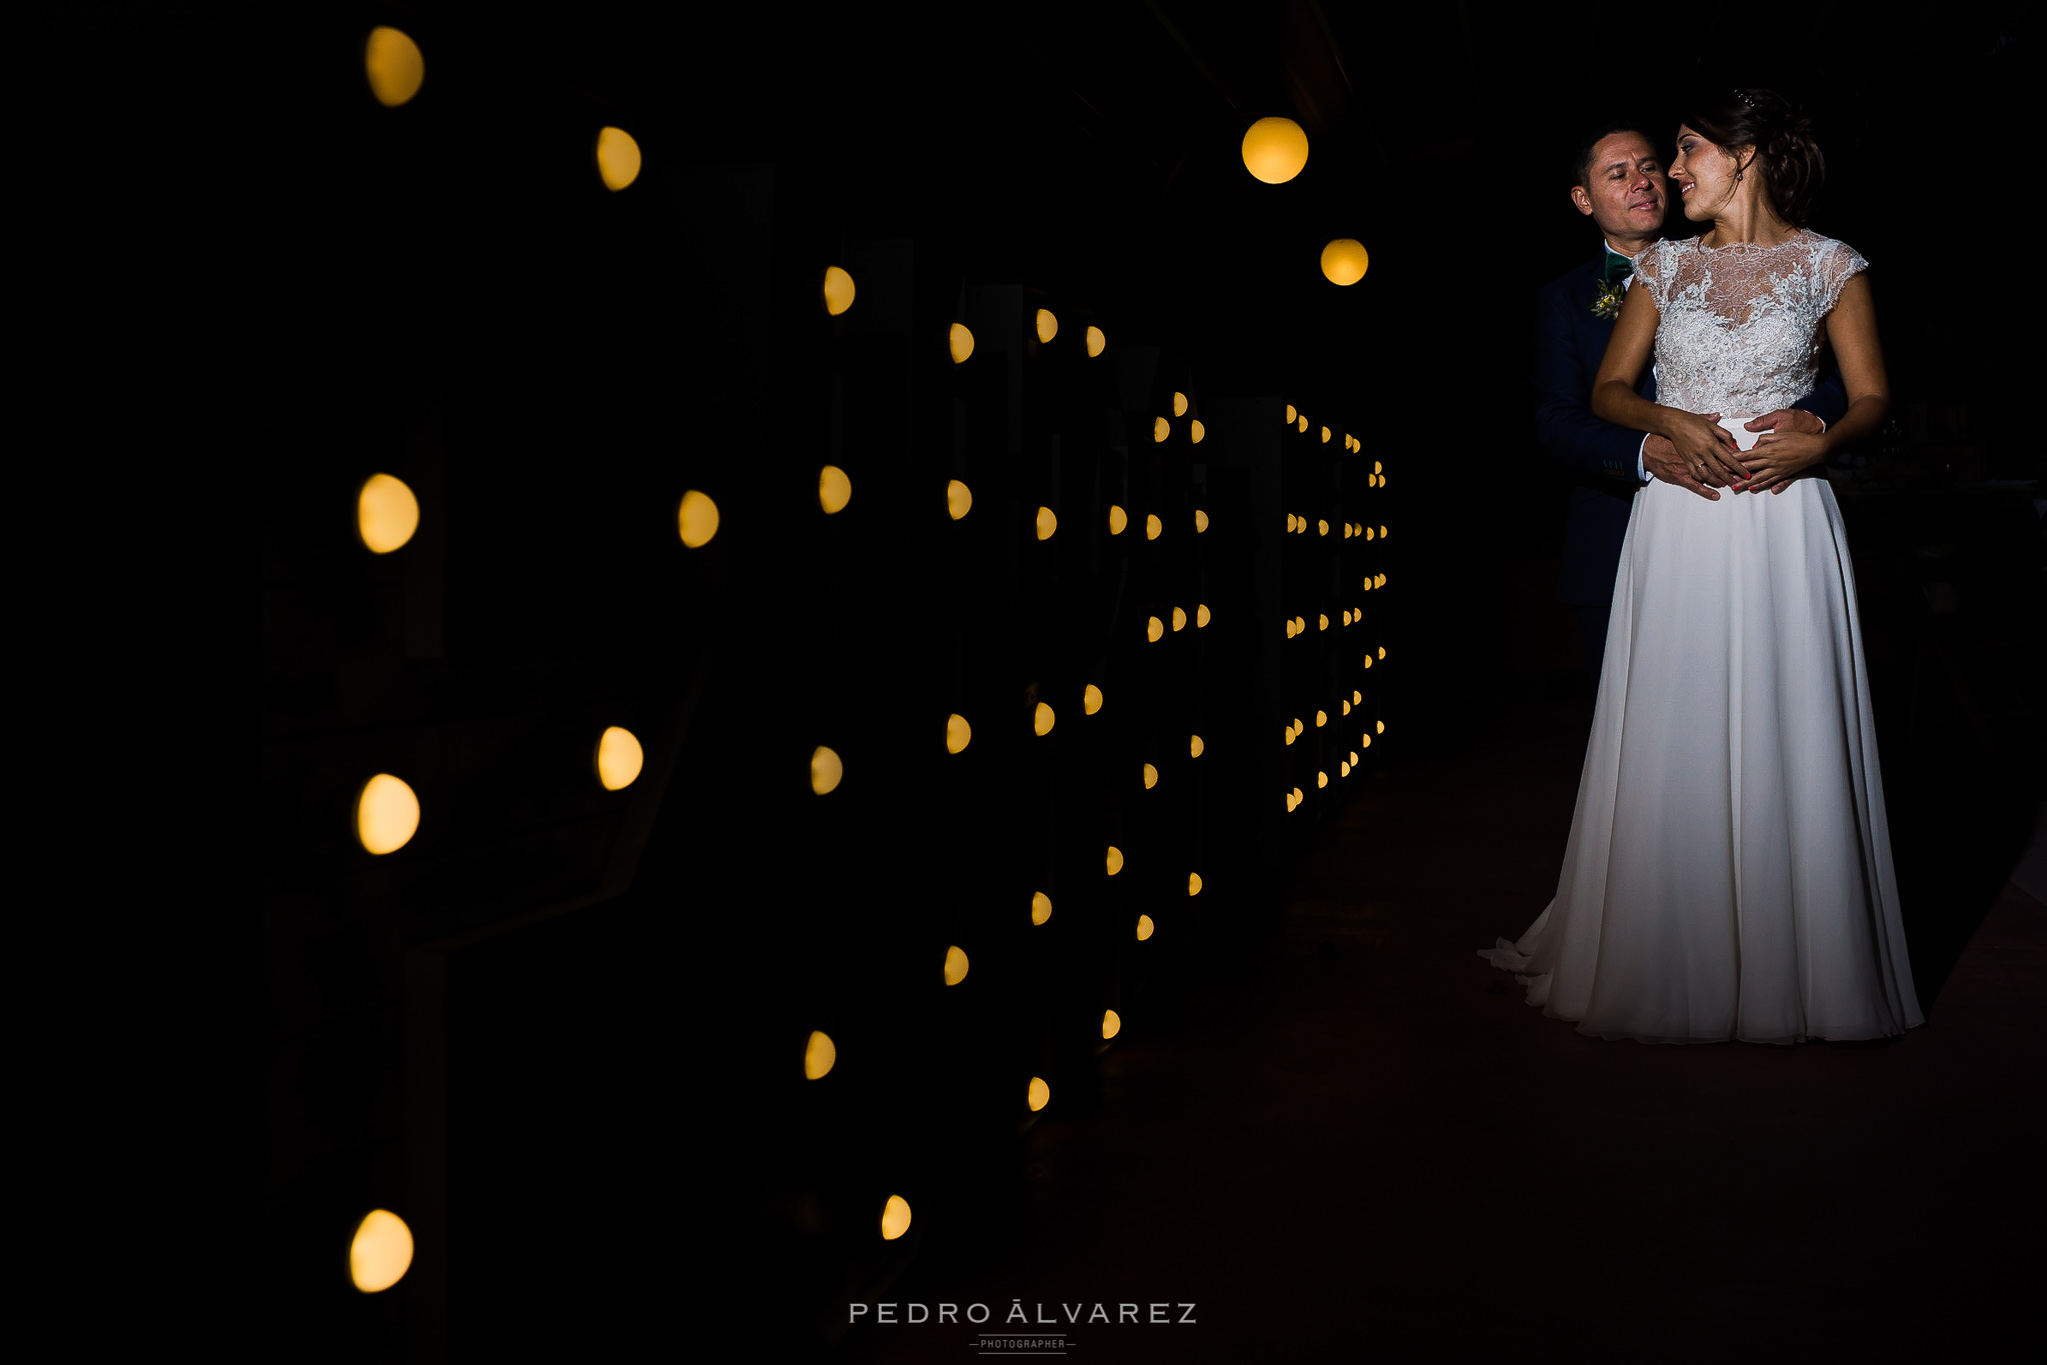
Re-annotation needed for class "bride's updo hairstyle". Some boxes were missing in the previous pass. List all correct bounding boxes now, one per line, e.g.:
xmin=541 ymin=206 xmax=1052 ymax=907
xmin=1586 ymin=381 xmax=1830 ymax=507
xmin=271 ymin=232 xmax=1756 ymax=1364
xmin=1680 ymin=87 xmax=1825 ymax=227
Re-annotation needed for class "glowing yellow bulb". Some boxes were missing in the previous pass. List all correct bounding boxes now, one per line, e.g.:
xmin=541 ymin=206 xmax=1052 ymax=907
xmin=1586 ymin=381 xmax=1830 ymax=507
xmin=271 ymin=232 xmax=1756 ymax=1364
xmin=1320 ymin=238 xmax=1370 ymax=285
xmin=943 ymin=945 xmax=969 ymax=986
xmin=1102 ymin=1009 xmax=1123 ymax=1039
xmin=1031 ymin=892 xmax=1052 ymax=925
xmin=881 ymin=1195 xmax=912 ymax=1241
xmin=1379 ymin=646 xmax=1387 ymax=659
xmin=1153 ymin=416 xmax=1170 ymax=443
xmin=1086 ymin=325 xmax=1105 ymax=357
xmin=1296 ymin=615 xmax=1307 ymax=633
xmin=1361 ymin=734 xmax=1372 ymax=748
xmin=595 ymin=726 xmax=643 ymax=790
xmin=804 ymin=1030 xmax=836 ymax=1079
xmin=1298 ymin=415 xmax=1309 ymax=433
xmin=1106 ymin=847 xmax=1124 ymax=876
xmin=1287 ymin=513 xmax=1298 ymax=533
xmin=1148 ymin=616 xmax=1164 ymax=643
xmin=1318 ymin=614 xmax=1329 ymax=631
xmin=1318 ymin=771 xmax=1329 ymax=788
xmin=1320 ymin=518 xmax=1332 ymax=536
xmin=1341 ymin=699 xmax=1351 ymax=713
xmin=1341 ymin=760 xmax=1351 ymax=776
xmin=1108 ymin=504 xmax=1128 ymax=535
xmin=1314 ymin=711 xmax=1325 ymax=727
xmin=678 ymin=490 xmax=719 ymax=547
xmin=1353 ymin=690 xmax=1363 ymax=704
xmin=1173 ymin=392 xmax=1188 ymax=417
xmin=595 ymin=126 xmax=642 ymax=191
xmin=1343 ymin=523 xmax=1353 ymax=538
xmin=1285 ymin=404 xmax=1297 ymax=424
xmin=948 ymin=479 xmax=972 ymax=520
xmin=1172 ymin=606 xmax=1186 ymax=632
xmin=1241 ymin=116 xmax=1309 ymax=184
xmin=810 ymin=746 xmax=842 ymax=795
xmin=1380 ymin=525 xmax=1388 ymax=538
xmin=1195 ymin=508 xmax=1209 ymax=531
xmin=1197 ymin=603 xmax=1211 ymax=627
xmin=1286 ymin=791 xmax=1297 ymax=811
xmin=1294 ymin=718 xmax=1304 ymax=734
xmin=1364 ymin=655 xmax=1373 ymax=669
xmin=1036 ymin=506 xmax=1057 ymax=540
xmin=1348 ymin=750 xmax=1359 ymax=765
xmin=1146 ymin=513 xmax=1162 ymax=540
xmin=949 ymin=323 xmax=975 ymax=363
xmin=819 ymin=464 xmax=851 ymax=513
xmin=1034 ymin=703 xmax=1055 ymax=736
xmin=1362 ymin=579 xmax=1373 ymax=593
xmin=1190 ymin=734 xmax=1204 ymax=757
xmin=1376 ymin=573 xmax=1386 ymax=588
xmin=1189 ymin=872 xmax=1203 ymax=896
xmin=1366 ymin=526 xmax=1375 ymax=540
xmin=822 ymin=266 xmax=855 ymax=316
xmin=356 ymin=473 xmax=419 ymax=554
xmin=1084 ymin=684 xmax=1103 ymax=715
xmin=1136 ymin=915 xmax=1154 ymax=941
xmin=1284 ymin=726 xmax=1296 ymax=746
xmin=1342 ymin=610 xmax=1352 ymax=625
xmin=1191 ymin=420 xmax=1206 ymax=444
xmin=355 ymin=774 xmax=418 ymax=855
xmin=1036 ymin=308 xmax=1058 ymax=343
xmin=1143 ymin=763 xmax=1158 ymax=789
xmin=1368 ymin=473 xmax=1378 ymax=488
xmin=363 ymin=28 xmax=424 ymax=108
xmin=1286 ymin=619 xmax=1296 ymax=638
xmin=1374 ymin=461 xmax=1384 ymax=474
xmin=1029 ymin=1077 xmax=1051 ymax=1111
xmin=1376 ymin=720 xmax=1385 ymax=734
xmin=1321 ymin=426 xmax=1332 ymax=444
xmin=946 ymin=713 xmax=972 ymax=754
xmin=349 ymin=1210 xmax=414 ymax=1293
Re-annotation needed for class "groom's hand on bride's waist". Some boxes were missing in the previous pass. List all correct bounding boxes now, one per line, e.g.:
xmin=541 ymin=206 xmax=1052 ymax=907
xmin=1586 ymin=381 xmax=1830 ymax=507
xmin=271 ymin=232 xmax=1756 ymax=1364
xmin=1745 ymin=408 xmax=1826 ymax=438
xmin=1641 ymin=434 xmax=1722 ymax=501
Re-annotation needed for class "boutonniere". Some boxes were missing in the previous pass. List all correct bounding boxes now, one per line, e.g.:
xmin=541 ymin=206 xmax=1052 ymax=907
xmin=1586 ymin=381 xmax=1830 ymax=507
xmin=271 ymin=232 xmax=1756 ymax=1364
xmin=1591 ymin=278 xmax=1626 ymax=320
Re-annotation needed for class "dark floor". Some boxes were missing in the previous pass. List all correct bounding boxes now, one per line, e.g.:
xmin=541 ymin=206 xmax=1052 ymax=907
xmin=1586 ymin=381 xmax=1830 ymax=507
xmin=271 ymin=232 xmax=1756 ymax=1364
xmin=835 ymin=714 xmax=2045 ymax=1364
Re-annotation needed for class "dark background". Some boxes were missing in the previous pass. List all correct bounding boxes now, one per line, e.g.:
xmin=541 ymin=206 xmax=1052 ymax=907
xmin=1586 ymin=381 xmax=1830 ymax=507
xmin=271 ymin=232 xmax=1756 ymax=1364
xmin=198 ymin=1 xmax=2044 ymax=1360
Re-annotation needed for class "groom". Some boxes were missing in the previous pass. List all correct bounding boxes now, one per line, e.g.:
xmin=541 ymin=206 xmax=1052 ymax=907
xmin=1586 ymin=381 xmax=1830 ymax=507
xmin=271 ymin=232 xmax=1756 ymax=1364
xmin=1534 ymin=120 xmax=1848 ymax=696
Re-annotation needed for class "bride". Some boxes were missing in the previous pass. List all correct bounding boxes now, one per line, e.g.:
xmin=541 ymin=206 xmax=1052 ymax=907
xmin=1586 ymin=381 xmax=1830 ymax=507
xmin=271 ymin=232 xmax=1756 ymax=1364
xmin=1479 ymin=88 xmax=1923 ymax=1044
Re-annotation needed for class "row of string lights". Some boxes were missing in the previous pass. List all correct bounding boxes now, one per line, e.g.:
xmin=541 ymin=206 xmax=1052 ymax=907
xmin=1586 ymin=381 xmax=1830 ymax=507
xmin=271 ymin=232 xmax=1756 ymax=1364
xmin=341 ymin=24 xmax=1385 ymax=1295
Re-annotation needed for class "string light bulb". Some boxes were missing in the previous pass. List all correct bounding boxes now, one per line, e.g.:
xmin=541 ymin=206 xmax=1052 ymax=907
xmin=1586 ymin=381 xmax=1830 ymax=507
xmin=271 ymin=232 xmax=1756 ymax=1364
xmin=810 ymin=746 xmax=842 ymax=795
xmin=943 ymin=946 xmax=970 ymax=986
xmin=1173 ymin=392 xmax=1188 ymax=416
xmin=677 ymin=490 xmax=719 ymax=547
xmin=1036 ymin=506 xmax=1057 ymax=540
xmin=949 ymin=323 xmax=975 ymax=363
xmin=1084 ymin=684 xmax=1103 ymax=715
xmin=1241 ymin=116 xmax=1309 ymax=183
xmin=1031 ymin=892 xmax=1053 ymax=925
xmin=821 ymin=266 xmax=855 ymax=316
xmin=947 ymin=479 xmax=972 ymax=520
xmin=1036 ymin=309 xmax=1058 ymax=343
xmin=1108 ymin=505 xmax=1128 ymax=535
xmin=1086 ymin=326 xmax=1105 ymax=357
xmin=818 ymin=464 xmax=851 ymax=513
xmin=595 ymin=726 xmax=643 ymax=790
xmin=355 ymin=774 xmax=419 ymax=855
xmin=357 ymin=474 xmax=419 ymax=554
xmin=946 ymin=713 xmax=972 ymax=754
xmin=349 ymin=1210 xmax=414 ymax=1293
xmin=804 ymin=1031 xmax=836 ymax=1079
xmin=1320 ymin=238 xmax=1370 ymax=285
xmin=595 ymin=126 xmax=642 ymax=191
xmin=363 ymin=27 xmax=424 ymax=107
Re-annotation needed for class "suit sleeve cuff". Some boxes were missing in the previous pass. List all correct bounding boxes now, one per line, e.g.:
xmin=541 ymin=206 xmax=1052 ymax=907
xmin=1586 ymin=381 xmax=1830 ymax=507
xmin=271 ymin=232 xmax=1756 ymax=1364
xmin=1637 ymin=433 xmax=1650 ymax=483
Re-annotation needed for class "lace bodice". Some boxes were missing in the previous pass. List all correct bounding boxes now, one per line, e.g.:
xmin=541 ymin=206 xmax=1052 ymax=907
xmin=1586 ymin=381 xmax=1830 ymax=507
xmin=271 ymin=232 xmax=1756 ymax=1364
xmin=1633 ymin=229 xmax=1868 ymax=417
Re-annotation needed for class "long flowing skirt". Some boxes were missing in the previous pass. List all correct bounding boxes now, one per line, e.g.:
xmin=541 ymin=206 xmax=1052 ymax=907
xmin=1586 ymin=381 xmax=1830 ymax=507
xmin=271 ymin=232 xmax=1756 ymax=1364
xmin=1481 ymin=424 xmax=1923 ymax=1043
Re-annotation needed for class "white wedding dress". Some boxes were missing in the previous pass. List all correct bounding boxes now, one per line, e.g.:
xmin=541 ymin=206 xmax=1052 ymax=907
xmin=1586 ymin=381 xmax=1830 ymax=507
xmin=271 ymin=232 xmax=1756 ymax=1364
xmin=1481 ymin=230 xmax=1924 ymax=1044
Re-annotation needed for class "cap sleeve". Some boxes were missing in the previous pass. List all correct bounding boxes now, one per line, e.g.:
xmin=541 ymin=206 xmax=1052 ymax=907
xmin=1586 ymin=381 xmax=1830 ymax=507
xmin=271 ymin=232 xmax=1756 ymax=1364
xmin=1812 ymin=237 xmax=1870 ymax=315
xmin=1630 ymin=238 xmax=1669 ymax=308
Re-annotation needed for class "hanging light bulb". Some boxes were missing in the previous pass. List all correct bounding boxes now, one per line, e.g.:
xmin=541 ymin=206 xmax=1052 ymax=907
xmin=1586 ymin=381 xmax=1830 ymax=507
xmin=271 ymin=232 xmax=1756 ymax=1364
xmin=595 ymin=726 xmax=644 ymax=790
xmin=1108 ymin=505 xmax=1128 ymax=535
xmin=1320 ymin=238 xmax=1370 ymax=285
xmin=1148 ymin=616 xmax=1164 ymax=642
xmin=1285 ymin=404 xmax=1297 ymax=424
xmin=1173 ymin=392 xmax=1188 ymax=416
xmin=595 ymin=126 xmax=642 ymax=191
xmin=1190 ymin=734 xmax=1204 ymax=757
xmin=810 ymin=746 xmax=843 ymax=794
xmin=1106 ymin=847 xmax=1124 ymax=875
xmin=1036 ymin=506 xmax=1057 ymax=540
xmin=1101 ymin=1009 xmax=1122 ymax=1039
xmin=355 ymin=774 xmax=419 ymax=855
xmin=1321 ymin=426 xmax=1332 ymax=444
xmin=1241 ymin=116 xmax=1309 ymax=183
xmin=356 ymin=474 xmax=419 ymax=553
xmin=1172 ymin=606 xmax=1187 ymax=631
xmin=1143 ymin=764 xmax=1158 ymax=789
xmin=1188 ymin=873 xmax=1203 ymax=896
xmin=949 ymin=323 xmax=975 ymax=363
xmin=1190 ymin=420 xmax=1206 ymax=444
xmin=943 ymin=945 xmax=970 ymax=985
xmin=1194 ymin=508 xmax=1209 ymax=531
xmin=1084 ymin=684 xmax=1104 ymax=715
xmin=946 ymin=479 xmax=972 ymax=519
xmin=349 ymin=1210 xmax=414 ymax=1293
xmin=1036 ymin=309 xmax=1058 ymax=343
xmin=1146 ymin=513 xmax=1162 ymax=540
xmin=1029 ymin=1077 xmax=1051 ymax=1110
xmin=1135 ymin=915 xmax=1154 ymax=941
xmin=1153 ymin=417 xmax=1170 ymax=443
xmin=1086 ymin=326 xmax=1106 ymax=357
xmin=677 ymin=490 xmax=719 ymax=547
xmin=818 ymin=465 xmax=852 ymax=513
xmin=1197 ymin=603 xmax=1211 ymax=627
xmin=881 ymin=1196 xmax=912 ymax=1241
xmin=1034 ymin=703 xmax=1056 ymax=736
xmin=1031 ymin=892 xmax=1053 ymax=925
xmin=946 ymin=713 xmax=972 ymax=754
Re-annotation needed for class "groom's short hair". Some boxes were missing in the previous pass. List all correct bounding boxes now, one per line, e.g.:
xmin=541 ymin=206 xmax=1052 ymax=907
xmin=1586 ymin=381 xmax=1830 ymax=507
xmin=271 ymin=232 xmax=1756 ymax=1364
xmin=1571 ymin=121 xmax=1658 ymax=188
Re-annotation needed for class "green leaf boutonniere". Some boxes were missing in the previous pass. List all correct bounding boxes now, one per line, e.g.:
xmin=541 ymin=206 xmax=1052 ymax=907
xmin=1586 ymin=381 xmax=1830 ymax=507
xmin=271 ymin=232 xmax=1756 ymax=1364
xmin=1591 ymin=278 xmax=1626 ymax=321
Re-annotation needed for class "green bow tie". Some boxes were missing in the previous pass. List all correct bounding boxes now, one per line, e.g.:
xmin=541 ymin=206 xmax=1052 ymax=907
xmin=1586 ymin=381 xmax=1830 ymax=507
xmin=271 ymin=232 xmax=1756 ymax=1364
xmin=1602 ymin=250 xmax=1634 ymax=287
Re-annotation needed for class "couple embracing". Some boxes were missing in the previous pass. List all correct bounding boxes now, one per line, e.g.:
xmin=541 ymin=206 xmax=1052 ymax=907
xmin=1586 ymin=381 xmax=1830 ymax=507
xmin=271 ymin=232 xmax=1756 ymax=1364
xmin=1481 ymin=88 xmax=1923 ymax=1046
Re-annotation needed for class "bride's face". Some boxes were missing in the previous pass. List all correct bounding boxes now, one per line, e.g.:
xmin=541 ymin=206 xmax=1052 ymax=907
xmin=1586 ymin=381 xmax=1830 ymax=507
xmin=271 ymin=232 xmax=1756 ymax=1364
xmin=1669 ymin=125 xmax=1747 ymax=221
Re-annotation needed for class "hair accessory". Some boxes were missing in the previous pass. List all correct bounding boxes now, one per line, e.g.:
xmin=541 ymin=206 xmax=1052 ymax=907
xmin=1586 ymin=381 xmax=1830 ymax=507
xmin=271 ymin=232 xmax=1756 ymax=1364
xmin=1733 ymin=89 xmax=1757 ymax=109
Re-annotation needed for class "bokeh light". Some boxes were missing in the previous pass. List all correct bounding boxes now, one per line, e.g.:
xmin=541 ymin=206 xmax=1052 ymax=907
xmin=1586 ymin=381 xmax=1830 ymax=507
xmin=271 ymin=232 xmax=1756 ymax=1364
xmin=822 ymin=266 xmax=855 ymax=316
xmin=1031 ymin=892 xmax=1053 ymax=925
xmin=943 ymin=945 xmax=970 ymax=985
xmin=596 ymin=127 xmax=641 ymax=191
xmin=596 ymin=726 xmax=643 ymax=790
xmin=1034 ymin=703 xmax=1056 ymax=736
xmin=946 ymin=713 xmax=972 ymax=754
xmin=678 ymin=490 xmax=719 ymax=547
xmin=804 ymin=1030 xmax=836 ymax=1079
xmin=1106 ymin=846 xmax=1124 ymax=875
xmin=1036 ymin=506 xmax=1057 ymax=540
xmin=819 ymin=465 xmax=851 ymax=513
xmin=1028 ymin=1077 xmax=1051 ymax=1111
xmin=1084 ymin=684 xmax=1104 ymax=715
xmin=810 ymin=746 xmax=842 ymax=795
xmin=881 ymin=1196 xmax=912 ymax=1241
xmin=1195 ymin=508 xmax=1209 ymax=531
xmin=1191 ymin=420 xmax=1206 ymax=444
xmin=1102 ymin=1008 xmax=1123 ymax=1039
xmin=1197 ymin=603 xmax=1211 ymax=627
xmin=349 ymin=1210 xmax=414 ymax=1293
xmin=1108 ymin=505 xmax=1128 ymax=535
xmin=1147 ymin=513 xmax=1163 ymax=540
xmin=1153 ymin=417 xmax=1170 ymax=443
xmin=357 ymin=474 xmax=419 ymax=554
xmin=356 ymin=774 xmax=419 ymax=855
xmin=1190 ymin=734 xmax=1204 ymax=757
xmin=1136 ymin=915 xmax=1155 ymax=941
xmin=364 ymin=28 xmax=424 ymax=107
xmin=1036 ymin=309 xmax=1058 ymax=343
xmin=948 ymin=479 xmax=972 ymax=520
xmin=949 ymin=323 xmax=975 ymax=363
xmin=1086 ymin=325 xmax=1105 ymax=357
xmin=1148 ymin=616 xmax=1164 ymax=642
xmin=1143 ymin=763 xmax=1158 ymax=789
xmin=1172 ymin=606 xmax=1187 ymax=631
xmin=1173 ymin=392 xmax=1188 ymax=416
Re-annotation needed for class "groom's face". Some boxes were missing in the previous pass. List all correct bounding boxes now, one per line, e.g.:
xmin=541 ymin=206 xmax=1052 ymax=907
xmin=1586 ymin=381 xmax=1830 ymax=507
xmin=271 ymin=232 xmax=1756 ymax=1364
xmin=1571 ymin=133 xmax=1668 ymax=241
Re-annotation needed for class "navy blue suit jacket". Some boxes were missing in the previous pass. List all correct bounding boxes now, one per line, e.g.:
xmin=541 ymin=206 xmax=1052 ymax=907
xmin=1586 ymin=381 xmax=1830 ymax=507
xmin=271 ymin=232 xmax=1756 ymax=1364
xmin=1534 ymin=245 xmax=1850 ymax=606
